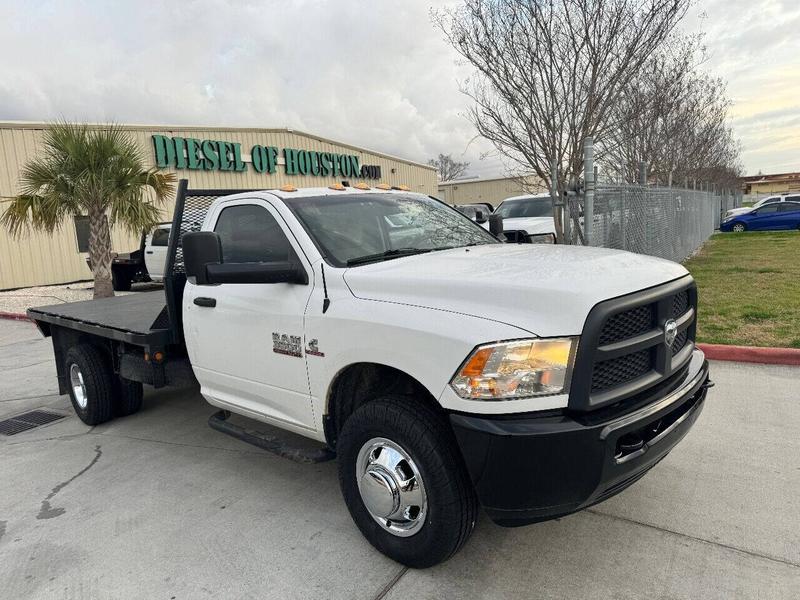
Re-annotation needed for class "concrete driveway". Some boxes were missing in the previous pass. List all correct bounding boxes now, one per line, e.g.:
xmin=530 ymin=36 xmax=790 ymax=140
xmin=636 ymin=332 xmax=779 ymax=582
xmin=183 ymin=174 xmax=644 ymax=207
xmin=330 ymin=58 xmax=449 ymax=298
xmin=0 ymin=319 xmax=798 ymax=599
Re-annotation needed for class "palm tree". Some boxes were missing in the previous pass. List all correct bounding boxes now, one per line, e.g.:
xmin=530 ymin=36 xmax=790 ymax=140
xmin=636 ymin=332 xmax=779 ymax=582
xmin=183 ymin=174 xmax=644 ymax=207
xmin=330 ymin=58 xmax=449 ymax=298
xmin=1 ymin=122 xmax=176 ymax=298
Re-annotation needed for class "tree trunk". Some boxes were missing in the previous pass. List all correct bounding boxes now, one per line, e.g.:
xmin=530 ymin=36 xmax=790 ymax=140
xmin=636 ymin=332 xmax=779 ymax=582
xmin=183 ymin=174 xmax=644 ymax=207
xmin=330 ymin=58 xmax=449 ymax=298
xmin=88 ymin=206 xmax=114 ymax=299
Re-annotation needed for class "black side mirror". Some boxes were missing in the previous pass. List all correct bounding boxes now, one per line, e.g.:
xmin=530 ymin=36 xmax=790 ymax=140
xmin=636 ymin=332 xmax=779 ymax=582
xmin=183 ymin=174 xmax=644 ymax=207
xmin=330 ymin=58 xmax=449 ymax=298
xmin=183 ymin=231 xmax=222 ymax=285
xmin=489 ymin=213 xmax=504 ymax=236
xmin=474 ymin=210 xmax=487 ymax=224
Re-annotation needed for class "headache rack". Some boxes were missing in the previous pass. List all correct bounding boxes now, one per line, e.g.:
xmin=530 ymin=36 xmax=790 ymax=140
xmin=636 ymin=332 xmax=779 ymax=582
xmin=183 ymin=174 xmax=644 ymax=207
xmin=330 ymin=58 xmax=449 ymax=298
xmin=162 ymin=179 xmax=258 ymax=344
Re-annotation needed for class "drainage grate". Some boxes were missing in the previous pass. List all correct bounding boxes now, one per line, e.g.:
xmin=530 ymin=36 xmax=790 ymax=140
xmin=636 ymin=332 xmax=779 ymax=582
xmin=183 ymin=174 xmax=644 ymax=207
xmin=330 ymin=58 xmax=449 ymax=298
xmin=0 ymin=410 xmax=66 ymax=436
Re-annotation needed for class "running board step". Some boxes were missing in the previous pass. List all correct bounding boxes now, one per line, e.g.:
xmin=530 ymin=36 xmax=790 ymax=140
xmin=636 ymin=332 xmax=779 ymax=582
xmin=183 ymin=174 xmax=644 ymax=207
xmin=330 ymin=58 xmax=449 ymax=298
xmin=208 ymin=410 xmax=335 ymax=464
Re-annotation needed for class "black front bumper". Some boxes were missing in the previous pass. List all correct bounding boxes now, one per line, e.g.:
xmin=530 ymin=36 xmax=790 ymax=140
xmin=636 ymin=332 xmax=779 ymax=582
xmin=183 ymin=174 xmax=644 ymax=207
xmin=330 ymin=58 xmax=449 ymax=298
xmin=450 ymin=351 xmax=710 ymax=527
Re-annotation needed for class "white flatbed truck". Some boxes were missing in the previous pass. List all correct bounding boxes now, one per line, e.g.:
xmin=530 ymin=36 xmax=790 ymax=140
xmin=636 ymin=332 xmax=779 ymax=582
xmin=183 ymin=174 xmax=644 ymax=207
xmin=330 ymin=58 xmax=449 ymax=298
xmin=28 ymin=179 xmax=711 ymax=567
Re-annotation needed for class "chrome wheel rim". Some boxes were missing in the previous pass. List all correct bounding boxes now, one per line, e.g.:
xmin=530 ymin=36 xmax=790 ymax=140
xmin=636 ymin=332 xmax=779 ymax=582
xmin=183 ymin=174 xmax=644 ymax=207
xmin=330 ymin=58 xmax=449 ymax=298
xmin=733 ymin=224 xmax=744 ymax=232
xmin=356 ymin=437 xmax=427 ymax=537
xmin=69 ymin=363 xmax=88 ymax=409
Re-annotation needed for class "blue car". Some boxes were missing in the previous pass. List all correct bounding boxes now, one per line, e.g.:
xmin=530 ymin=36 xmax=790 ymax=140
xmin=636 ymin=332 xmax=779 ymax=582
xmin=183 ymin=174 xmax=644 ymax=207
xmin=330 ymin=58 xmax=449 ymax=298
xmin=720 ymin=200 xmax=800 ymax=232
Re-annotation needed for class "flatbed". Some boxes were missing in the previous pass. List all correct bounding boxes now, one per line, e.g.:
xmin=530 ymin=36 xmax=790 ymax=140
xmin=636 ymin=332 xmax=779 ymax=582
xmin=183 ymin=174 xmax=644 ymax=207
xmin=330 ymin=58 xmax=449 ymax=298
xmin=27 ymin=180 xmax=220 ymax=395
xmin=28 ymin=291 xmax=170 ymax=346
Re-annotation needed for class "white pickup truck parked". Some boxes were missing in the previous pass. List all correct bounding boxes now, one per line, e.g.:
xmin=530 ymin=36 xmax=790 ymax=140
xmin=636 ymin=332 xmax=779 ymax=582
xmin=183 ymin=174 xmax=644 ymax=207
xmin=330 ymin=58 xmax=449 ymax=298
xmin=28 ymin=180 xmax=711 ymax=568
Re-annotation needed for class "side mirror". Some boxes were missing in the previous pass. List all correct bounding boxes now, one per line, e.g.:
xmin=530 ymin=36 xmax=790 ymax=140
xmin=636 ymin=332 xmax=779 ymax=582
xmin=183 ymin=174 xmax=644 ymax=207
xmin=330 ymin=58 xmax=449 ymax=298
xmin=183 ymin=231 xmax=222 ymax=285
xmin=474 ymin=210 xmax=488 ymax=224
xmin=183 ymin=231 xmax=309 ymax=285
xmin=489 ymin=213 xmax=504 ymax=236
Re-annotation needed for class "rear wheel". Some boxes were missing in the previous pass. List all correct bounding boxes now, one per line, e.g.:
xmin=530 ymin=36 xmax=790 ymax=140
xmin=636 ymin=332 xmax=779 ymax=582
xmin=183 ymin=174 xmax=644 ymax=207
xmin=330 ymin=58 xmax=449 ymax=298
xmin=732 ymin=222 xmax=746 ymax=232
xmin=65 ymin=344 xmax=114 ymax=425
xmin=337 ymin=395 xmax=477 ymax=568
xmin=114 ymin=377 xmax=143 ymax=417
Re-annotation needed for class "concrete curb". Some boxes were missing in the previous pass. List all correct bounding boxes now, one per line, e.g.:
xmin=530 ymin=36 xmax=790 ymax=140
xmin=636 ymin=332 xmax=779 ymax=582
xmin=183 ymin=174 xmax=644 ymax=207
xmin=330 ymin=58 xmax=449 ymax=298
xmin=0 ymin=311 xmax=30 ymax=322
xmin=698 ymin=343 xmax=800 ymax=366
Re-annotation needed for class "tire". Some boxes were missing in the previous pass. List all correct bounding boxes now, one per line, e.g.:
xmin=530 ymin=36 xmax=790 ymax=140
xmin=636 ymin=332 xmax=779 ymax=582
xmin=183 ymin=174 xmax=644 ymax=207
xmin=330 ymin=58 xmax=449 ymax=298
xmin=64 ymin=344 xmax=114 ymax=425
xmin=732 ymin=222 xmax=746 ymax=232
xmin=337 ymin=395 xmax=478 ymax=568
xmin=114 ymin=377 xmax=143 ymax=417
xmin=112 ymin=270 xmax=132 ymax=291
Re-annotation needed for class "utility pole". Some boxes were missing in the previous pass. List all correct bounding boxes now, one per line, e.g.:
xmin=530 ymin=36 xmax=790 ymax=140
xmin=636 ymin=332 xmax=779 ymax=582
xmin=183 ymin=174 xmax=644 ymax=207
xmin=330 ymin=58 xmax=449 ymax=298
xmin=583 ymin=138 xmax=594 ymax=245
xmin=550 ymin=158 xmax=567 ymax=244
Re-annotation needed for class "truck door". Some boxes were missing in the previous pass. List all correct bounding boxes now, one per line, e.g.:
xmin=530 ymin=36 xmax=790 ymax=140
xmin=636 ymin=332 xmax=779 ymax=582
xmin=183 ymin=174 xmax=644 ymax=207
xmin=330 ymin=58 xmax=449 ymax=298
xmin=144 ymin=225 xmax=170 ymax=281
xmin=183 ymin=198 xmax=315 ymax=430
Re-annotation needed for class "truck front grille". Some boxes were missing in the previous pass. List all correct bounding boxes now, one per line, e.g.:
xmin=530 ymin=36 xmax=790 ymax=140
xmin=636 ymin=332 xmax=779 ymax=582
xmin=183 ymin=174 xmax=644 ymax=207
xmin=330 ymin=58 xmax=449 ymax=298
xmin=568 ymin=277 xmax=697 ymax=412
xmin=591 ymin=349 xmax=652 ymax=392
xmin=598 ymin=305 xmax=654 ymax=346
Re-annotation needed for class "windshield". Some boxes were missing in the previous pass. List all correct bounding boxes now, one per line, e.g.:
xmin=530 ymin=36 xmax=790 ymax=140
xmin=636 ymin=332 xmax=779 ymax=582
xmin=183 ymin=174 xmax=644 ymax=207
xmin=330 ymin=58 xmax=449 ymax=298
xmin=495 ymin=196 xmax=553 ymax=219
xmin=286 ymin=193 xmax=498 ymax=267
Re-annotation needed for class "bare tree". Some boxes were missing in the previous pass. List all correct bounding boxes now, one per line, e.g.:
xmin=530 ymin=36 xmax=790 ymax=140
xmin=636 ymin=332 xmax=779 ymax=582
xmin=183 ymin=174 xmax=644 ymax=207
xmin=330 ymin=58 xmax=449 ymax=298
xmin=428 ymin=153 xmax=471 ymax=181
xmin=602 ymin=36 xmax=742 ymax=189
xmin=433 ymin=0 xmax=691 ymax=242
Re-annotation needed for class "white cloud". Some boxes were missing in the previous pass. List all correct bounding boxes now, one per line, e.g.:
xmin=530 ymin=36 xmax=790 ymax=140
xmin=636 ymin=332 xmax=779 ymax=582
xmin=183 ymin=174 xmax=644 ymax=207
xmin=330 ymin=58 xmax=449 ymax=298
xmin=0 ymin=0 xmax=797 ymax=178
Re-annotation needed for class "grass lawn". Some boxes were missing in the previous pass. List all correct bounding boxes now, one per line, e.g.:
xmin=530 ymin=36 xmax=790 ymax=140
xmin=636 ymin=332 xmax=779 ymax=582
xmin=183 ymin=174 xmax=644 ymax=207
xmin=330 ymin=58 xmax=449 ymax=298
xmin=683 ymin=231 xmax=800 ymax=347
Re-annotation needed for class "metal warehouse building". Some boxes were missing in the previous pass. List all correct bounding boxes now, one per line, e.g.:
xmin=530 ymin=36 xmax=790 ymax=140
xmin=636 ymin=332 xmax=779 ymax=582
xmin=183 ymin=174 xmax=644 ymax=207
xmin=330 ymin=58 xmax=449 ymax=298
xmin=437 ymin=175 xmax=546 ymax=207
xmin=0 ymin=122 xmax=437 ymax=290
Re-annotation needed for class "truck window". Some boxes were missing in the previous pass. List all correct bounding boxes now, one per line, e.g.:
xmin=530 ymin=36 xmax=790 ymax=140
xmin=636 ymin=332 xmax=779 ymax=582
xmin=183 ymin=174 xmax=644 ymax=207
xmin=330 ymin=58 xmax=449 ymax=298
xmin=495 ymin=197 xmax=552 ymax=218
xmin=213 ymin=204 xmax=293 ymax=263
xmin=151 ymin=227 xmax=170 ymax=247
xmin=286 ymin=193 xmax=497 ymax=267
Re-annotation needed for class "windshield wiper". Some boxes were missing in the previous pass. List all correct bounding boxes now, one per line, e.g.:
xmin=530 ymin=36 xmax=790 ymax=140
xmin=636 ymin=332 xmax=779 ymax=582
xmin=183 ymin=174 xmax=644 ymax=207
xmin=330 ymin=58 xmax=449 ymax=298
xmin=346 ymin=248 xmax=432 ymax=266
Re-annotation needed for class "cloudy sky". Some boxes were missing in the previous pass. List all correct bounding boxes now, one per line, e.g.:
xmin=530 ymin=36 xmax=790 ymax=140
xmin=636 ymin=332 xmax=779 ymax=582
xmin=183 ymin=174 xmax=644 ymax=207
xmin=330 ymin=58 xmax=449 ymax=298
xmin=1 ymin=0 xmax=798 ymax=178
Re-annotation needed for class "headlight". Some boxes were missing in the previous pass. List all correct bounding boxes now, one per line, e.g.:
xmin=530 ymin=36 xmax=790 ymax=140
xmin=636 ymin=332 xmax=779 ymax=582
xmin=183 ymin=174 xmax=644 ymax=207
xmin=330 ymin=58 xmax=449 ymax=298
xmin=450 ymin=337 xmax=578 ymax=400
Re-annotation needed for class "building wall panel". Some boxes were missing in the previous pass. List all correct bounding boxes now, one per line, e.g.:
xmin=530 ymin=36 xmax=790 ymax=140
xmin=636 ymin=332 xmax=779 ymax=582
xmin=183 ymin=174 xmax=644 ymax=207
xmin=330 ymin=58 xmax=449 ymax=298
xmin=437 ymin=175 xmax=546 ymax=206
xmin=0 ymin=123 xmax=436 ymax=289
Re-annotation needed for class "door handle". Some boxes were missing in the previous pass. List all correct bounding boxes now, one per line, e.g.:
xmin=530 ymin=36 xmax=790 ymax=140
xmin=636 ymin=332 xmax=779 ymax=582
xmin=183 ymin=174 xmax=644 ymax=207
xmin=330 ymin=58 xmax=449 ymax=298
xmin=193 ymin=297 xmax=217 ymax=308
xmin=146 ymin=250 xmax=154 ymax=254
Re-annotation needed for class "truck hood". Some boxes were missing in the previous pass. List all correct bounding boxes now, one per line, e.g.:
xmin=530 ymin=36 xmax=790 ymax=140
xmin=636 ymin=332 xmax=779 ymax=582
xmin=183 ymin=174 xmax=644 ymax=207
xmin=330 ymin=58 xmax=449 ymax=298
xmin=343 ymin=244 xmax=689 ymax=337
xmin=480 ymin=216 xmax=556 ymax=235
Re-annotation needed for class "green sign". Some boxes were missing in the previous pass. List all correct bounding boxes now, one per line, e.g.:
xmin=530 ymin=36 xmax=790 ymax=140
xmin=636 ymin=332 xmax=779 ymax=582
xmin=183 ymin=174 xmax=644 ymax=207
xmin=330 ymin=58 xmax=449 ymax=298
xmin=152 ymin=135 xmax=381 ymax=179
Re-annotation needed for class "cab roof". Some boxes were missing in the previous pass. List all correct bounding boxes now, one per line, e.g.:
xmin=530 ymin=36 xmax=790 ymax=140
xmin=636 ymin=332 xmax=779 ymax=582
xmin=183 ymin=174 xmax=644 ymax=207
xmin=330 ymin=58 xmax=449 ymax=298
xmin=263 ymin=186 xmax=424 ymax=200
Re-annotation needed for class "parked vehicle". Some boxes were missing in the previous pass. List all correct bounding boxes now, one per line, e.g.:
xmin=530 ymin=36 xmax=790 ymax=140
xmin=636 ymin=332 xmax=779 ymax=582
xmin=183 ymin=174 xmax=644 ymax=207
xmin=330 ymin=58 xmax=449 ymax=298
xmin=85 ymin=222 xmax=172 ymax=290
xmin=724 ymin=194 xmax=800 ymax=219
xmin=721 ymin=201 xmax=800 ymax=232
xmin=144 ymin=223 xmax=172 ymax=282
xmin=28 ymin=180 xmax=710 ymax=568
xmin=481 ymin=193 xmax=556 ymax=242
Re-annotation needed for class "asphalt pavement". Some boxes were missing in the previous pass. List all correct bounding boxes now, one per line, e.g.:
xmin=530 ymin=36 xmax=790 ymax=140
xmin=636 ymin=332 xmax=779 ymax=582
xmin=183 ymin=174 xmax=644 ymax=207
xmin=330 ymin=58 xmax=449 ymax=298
xmin=0 ymin=319 xmax=798 ymax=599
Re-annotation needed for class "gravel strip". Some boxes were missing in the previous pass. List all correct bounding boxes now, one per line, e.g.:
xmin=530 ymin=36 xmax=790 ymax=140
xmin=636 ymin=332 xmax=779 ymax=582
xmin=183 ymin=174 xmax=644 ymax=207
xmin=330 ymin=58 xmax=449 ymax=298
xmin=0 ymin=281 xmax=161 ymax=314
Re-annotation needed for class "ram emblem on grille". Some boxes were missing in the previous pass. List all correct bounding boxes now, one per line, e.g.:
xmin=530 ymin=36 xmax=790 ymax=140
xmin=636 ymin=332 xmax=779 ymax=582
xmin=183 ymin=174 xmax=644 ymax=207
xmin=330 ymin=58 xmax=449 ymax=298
xmin=664 ymin=319 xmax=678 ymax=348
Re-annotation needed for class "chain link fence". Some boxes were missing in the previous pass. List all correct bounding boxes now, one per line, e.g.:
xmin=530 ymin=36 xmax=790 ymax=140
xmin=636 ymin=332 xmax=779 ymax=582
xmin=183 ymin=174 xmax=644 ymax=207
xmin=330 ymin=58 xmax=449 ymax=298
xmin=578 ymin=184 xmax=724 ymax=263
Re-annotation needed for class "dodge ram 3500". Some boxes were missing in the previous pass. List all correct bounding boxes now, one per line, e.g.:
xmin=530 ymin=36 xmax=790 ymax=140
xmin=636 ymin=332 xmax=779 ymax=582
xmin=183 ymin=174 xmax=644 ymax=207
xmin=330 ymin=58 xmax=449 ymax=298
xmin=28 ymin=180 xmax=711 ymax=568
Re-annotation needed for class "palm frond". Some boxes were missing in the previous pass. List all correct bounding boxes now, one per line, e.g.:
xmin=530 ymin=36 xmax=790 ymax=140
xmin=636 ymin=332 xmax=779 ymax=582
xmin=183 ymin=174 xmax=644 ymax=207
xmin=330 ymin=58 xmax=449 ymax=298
xmin=2 ymin=121 xmax=176 ymax=240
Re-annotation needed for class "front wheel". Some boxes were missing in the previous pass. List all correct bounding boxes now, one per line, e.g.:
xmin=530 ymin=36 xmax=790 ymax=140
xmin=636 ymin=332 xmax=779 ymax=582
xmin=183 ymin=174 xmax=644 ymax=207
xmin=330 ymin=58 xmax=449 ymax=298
xmin=732 ymin=222 xmax=746 ymax=232
xmin=337 ymin=396 xmax=477 ymax=568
